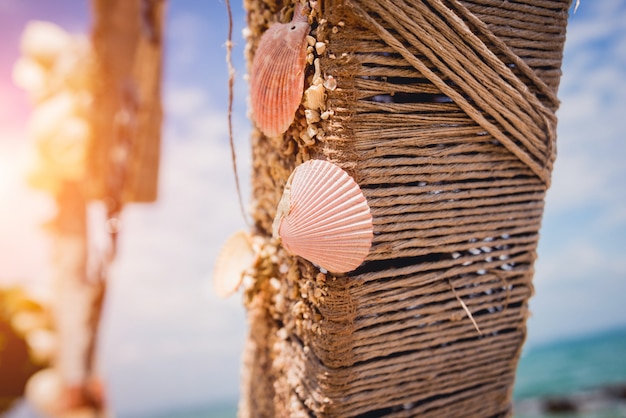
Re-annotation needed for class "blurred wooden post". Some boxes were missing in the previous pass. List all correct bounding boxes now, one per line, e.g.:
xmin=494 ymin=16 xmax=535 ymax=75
xmin=45 ymin=0 xmax=165 ymax=413
xmin=89 ymin=0 xmax=164 ymax=204
xmin=50 ymin=179 xmax=104 ymax=409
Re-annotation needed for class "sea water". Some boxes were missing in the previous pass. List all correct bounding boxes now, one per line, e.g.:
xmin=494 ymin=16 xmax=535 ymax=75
xmin=514 ymin=327 xmax=626 ymax=401
xmin=513 ymin=327 xmax=626 ymax=417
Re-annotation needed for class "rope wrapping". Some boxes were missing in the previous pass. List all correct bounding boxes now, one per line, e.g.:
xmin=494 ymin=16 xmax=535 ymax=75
xmin=239 ymin=0 xmax=571 ymax=416
xmin=348 ymin=0 xmax=558 ymax=185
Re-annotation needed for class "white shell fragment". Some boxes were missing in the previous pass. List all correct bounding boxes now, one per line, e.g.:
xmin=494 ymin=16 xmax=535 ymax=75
xmin=214 ymin=230 xmax=256 ymax=298
xmin=304 ymin=83 xmax=325 ymax=110
xmin=272 ymin=160 xmax=373 ymax=273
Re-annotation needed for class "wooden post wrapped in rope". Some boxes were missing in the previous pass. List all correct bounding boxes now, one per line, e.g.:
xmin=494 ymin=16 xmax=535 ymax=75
xmin=238 ymin=0 xmax=571 ymax=416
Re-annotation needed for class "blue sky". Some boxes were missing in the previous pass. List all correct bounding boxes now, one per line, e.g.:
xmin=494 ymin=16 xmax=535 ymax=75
xmin=0 ymin=0 xmax=625 ymax=416
xmin=528 ymin=0 xmax=626 ymax=344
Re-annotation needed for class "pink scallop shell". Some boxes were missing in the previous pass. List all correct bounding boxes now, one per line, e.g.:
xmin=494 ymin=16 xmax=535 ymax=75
xmin=272 ymin=160 xmax=373 ymax=273
xmin=250 ymin=4 xmax=310 ymax=137
xmin=213 ymin=230 xmax=255 ymax=298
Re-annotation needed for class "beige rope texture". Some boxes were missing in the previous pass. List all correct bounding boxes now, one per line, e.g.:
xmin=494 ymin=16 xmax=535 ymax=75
xmin=239 ymin=0 xmax=572 ymax=417
xmin=348 ymin=0 xmax=559 ymax=185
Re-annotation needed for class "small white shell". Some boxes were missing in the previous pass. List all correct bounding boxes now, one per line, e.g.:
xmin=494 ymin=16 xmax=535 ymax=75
xmin=214 ymin=231 xmax=256 ymax=298
xmin=272 ymin=160 xmax=373 ymax=273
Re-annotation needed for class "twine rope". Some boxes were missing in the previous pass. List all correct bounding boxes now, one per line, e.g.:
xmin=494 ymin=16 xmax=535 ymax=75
xmin=240 ymin=0 xmax=570 ymax=415
xmin=346 ymin=0 xmax=558 ymax=184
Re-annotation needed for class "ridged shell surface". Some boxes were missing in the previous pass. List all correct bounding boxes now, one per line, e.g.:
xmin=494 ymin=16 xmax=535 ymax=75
xmin=213 ymin=231 xmax=255 ymax=298
xmin=250 ymin=4 xmax=310 ymax=137
xmin=273 ymin=160 xmax=373 ymax=273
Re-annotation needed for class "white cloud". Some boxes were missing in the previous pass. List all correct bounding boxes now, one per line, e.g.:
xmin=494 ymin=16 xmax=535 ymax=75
xmin=527 ymin=238 xmax=626 ymax=346
xmin=526 ymin=272 xmax=626 ymax=347
xmin=535 ymin=239 xmax=626 ymax=285
xmin=596 ymin=204 xmax=626 ymax=230
xmin=565 ymin=0 xmax=625 ymax=50
xmin=166 ymin=13 xmax=207 ymax=70
xmin=545 ymin=0 xmax=626 ymax=217
xmin=165 ymin=87 xmax=210 ymax=119
xmin=546 ymin=154 xmax=612 ymax=212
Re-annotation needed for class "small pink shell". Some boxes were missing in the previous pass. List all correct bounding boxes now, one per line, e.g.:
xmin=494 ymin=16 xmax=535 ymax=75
xmin=250 ymin=4 xmax=310 ymax=137
xmin=272 ymin=160 xmax=373 ymax=273
xmin=214 ymin=231 xmax=255 ymax=298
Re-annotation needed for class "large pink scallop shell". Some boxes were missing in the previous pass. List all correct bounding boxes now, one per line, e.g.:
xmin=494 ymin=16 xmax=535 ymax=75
xmin=272 ymin=160 xmax=373 ymax=273
xmin=250 ymin=4 xmax=310 ymax=137
xmin=213 ymin=230 xmax=255 ymax=298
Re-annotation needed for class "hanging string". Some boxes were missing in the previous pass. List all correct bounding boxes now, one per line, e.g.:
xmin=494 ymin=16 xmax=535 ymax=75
xmin=225 ymin=0 xmax=250 ymax=226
